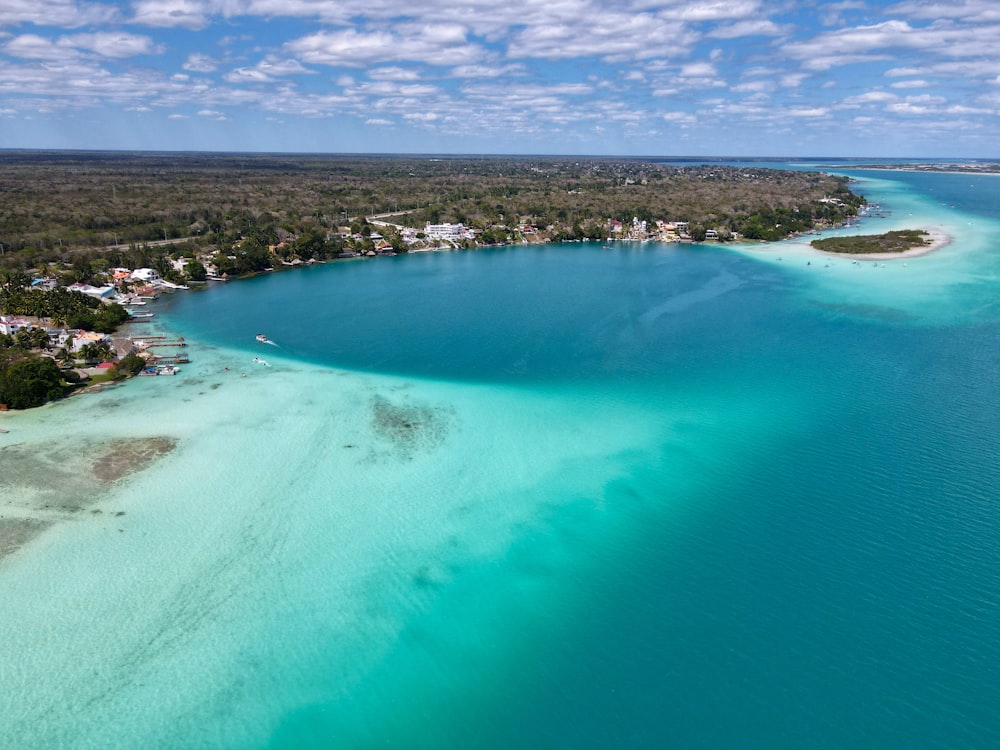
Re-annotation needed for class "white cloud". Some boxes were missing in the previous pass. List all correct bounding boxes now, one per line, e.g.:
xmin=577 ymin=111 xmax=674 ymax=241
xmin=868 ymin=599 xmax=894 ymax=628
xmin=662 ymin=111 xmax=696 ymax=125
xmin=0 ymin=0 xmax=119 ymax=28
xmin=131 ymin=0 xmax=210 ymax=30
xmin=450 ymin=63 xmax=526 ymax=78
xmin=182 ymin=53 xmax=219 ymax=73
xmin=839 ymin=90 xmax=900 ymax=107
xmin=890 ymin=79 xmax=931 ymax=88
xmin=62 ymin=32 xmax=164 ymax=58
xmin=368 ymin=67 xmax=422 ymax=81
xmin=365 ymin=118 xmax=393 ymax=125
xmin=731 ymin=80 xmax=775 ymax=94
xmin=784 ymin=18 xmax=1000 ymax=70
xmin=707 ymin=20 xmax=784 ymax=39
xmin=787 ymin=107 xmax=829 ymax=118
xmin=889 ymin=0 xmax=1000 ymax=23
xmin=285 ymin=27 xmax=486 ymax=68
xmin=3 ymin=32 xmax=161 ymax=61
xmin=509 ymin=12 xmax=696 ymax=61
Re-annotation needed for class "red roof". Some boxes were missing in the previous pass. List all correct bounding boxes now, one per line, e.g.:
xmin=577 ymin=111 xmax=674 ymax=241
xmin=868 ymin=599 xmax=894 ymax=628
xmin=96 ymin=362 xmax=116 ymax=370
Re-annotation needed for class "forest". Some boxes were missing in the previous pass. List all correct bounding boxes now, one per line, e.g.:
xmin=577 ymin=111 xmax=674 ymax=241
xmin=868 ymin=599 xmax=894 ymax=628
xmin=0 ymin=151 xmax=864 ymax=277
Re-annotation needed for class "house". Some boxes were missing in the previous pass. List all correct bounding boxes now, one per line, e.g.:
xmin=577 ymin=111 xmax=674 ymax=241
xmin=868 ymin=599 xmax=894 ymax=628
xmin=0 ymin=315 xmax=34 ymax=337
xmin=112 ymin=338 xmax=138 ymax=359
xmin=130 ymin=268 xmax=160 ymax=283
xmin=71 ymin=330 xmax=111 ymax=352
xmin=67 ymin=282 xmax=116 ymax=300
xmin=424 ymin=222 xmax=467 ymax=240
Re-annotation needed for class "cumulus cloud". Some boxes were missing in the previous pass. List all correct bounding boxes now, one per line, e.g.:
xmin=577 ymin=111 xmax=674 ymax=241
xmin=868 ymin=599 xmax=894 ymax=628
xmin=0 ymin=0 xmax=119 ymax=28
xmin=223 ymin=56 xmax=313 ymax=83
xmin=368 ymin=67 xmax=422 ymax=81
xmin=131 ymin=0 xmax=210 ymax=30
xmin=62 ymin=33 xmax=164 ymax=58
xmin=284 ymin=26 xmax=486 ymax=67
xmin=707 ymin=19 xmax=785 ymax=39
xmin=182 ymin=53 xmax=219 ymax=73
xmin=3 ymin=33 xmax=161 ymax=61
xmin=3 ymin=0 xmax=1000 ymax=151
xmin=509 ymin=12 xmax=696 ymax=61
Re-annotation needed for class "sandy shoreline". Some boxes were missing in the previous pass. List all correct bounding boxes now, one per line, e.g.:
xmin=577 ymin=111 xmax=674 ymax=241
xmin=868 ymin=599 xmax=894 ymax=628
xmin=815 ymin=226 xmax=951 ymax=261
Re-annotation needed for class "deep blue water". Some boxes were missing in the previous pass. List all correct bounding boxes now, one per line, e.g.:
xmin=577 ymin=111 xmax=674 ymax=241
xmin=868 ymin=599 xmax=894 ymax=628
xmin=162 ymin=172 xmax=1000 ymax=748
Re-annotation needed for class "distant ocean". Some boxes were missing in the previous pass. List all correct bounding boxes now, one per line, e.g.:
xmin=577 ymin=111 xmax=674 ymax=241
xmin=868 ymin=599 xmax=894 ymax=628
xmin=2 ymin=163 xmax=999 ymax=748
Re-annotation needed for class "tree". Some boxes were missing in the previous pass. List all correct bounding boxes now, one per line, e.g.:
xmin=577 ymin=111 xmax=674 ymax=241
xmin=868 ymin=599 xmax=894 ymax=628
xmin=112 ymin=353 xmax=146 ymax=379
xmin=78 ymin=340 xmax=114 ymax=363
xmin=0 ymin=357 xmax=66 ymax=409
xmin=184 ymin=259 xmax=207 ymax=281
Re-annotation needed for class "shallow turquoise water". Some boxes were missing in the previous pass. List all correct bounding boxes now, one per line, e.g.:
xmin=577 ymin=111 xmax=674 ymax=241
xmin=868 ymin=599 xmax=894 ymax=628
xmin=1 ymin=167 xmax=999 ymax=748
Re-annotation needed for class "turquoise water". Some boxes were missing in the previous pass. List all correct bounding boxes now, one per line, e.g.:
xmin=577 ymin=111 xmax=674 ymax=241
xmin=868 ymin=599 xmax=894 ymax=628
xmin=2 ymin=166 xmax=999 ymax=748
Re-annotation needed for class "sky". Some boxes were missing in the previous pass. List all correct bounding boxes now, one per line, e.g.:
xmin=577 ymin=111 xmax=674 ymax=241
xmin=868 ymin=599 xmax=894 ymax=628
xmin=0 ymin=1 xmax=999 ymax=157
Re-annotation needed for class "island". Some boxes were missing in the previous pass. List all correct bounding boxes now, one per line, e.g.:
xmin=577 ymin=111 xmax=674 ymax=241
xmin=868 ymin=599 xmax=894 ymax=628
xmin=810 ymin=228 xmax=950 ymax=259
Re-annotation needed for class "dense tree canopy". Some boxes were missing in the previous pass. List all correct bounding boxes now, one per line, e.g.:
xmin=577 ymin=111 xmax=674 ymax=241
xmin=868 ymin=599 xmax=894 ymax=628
xmin=0 ymin=354 xmax=66 ymax=409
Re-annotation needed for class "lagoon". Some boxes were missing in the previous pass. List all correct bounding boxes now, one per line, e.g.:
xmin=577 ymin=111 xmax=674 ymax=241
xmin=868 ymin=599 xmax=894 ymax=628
xmin=2 ymin=166 xmax=1000 ymax=748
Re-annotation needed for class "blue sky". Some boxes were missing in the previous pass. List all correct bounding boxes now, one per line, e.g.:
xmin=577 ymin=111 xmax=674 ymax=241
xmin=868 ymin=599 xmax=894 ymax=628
xmin=1 ymin=1 xmax=998 ymax=156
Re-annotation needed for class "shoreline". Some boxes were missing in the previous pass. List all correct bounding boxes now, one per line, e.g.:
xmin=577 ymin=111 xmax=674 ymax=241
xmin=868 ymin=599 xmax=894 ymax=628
xmin=814 ymin=226 xmax=951 ymax=261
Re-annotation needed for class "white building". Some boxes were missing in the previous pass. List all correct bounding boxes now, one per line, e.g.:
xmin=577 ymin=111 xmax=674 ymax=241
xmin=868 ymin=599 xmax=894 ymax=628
xmin=66 ymin=283 xmax=116 ymax=300
xmin=130 ymin=268 xmax=160 ymax=282
xmin=424 ymin=222 xmax=468 ymax=240
xmin=0 ymin=315 xmax=34 ymax=337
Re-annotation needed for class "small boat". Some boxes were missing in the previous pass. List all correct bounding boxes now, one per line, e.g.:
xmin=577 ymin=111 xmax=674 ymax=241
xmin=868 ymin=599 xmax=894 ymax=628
xmin=0 ymin=429 xmax=8 ymax=434
xmin=256 ymin=333 xmax=268 ymax=342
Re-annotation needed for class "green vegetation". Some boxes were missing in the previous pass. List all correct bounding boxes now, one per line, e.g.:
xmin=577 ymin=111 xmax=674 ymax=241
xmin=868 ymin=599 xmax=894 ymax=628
xmin=0 ymin=152 xmax=867 ymax=409
xmin=810 ymin=229 xmax=929 ymax=255
xmin=0 ymin=350 xmax=69 ymax=409
xmin=112 ymin=353 xmax=147 ymax=379
xmin=0 ymin=284 xmax=129 ymax=331
xmin=0 ymin=152 xmax=863 ymax=279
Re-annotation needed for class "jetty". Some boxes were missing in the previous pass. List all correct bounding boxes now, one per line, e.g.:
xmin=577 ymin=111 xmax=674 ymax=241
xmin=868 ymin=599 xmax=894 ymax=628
xmin=134 ymin=336 xmax=186 ymax=348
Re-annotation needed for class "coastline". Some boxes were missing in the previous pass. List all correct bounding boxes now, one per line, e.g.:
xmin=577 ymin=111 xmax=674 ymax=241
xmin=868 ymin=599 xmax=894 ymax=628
xmin=814 ymin=226 xmax=951 ymax=261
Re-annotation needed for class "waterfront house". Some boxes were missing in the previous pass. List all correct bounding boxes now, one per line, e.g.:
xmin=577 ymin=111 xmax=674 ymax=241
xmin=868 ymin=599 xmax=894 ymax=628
xmin=424 ymin=222 xmax=468 ymax=241
xmin=67 ymin=282 xmax=116 ymax=300
xmin=130 ymin=268 xmax=160 ymax=283
xmin=71 ymin=330 xmax=112 ymax=352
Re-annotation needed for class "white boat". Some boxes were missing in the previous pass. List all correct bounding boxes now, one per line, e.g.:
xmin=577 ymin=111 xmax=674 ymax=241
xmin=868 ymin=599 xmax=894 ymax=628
xmin=256 ymin=333 xmax=269 ymax=343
